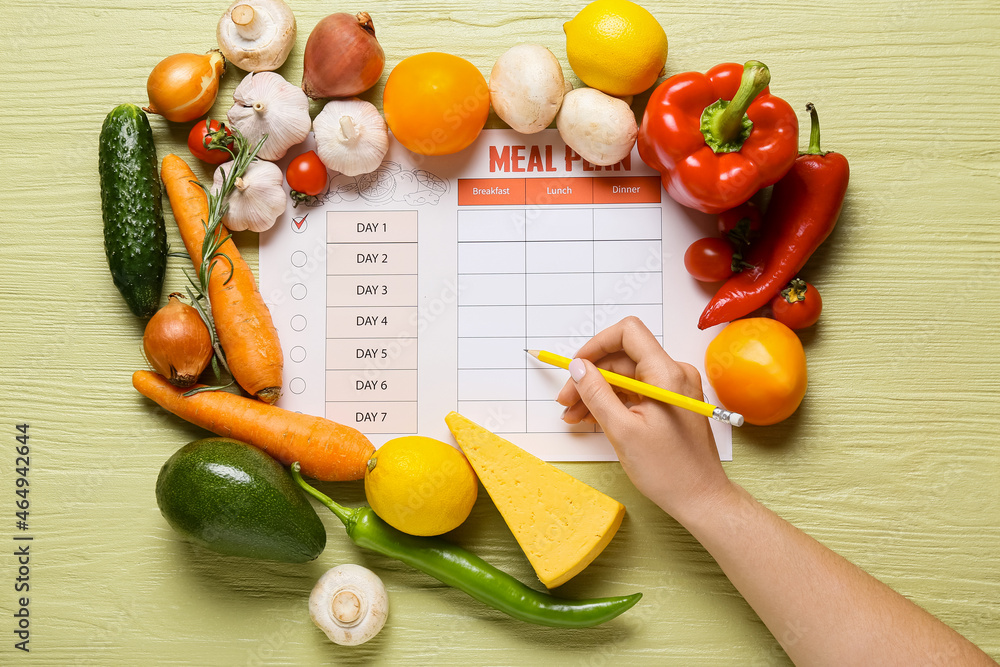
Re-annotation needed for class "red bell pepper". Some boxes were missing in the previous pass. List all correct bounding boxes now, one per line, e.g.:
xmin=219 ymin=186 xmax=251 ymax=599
xmin=698 ymin=104 xmax=850 ymax=329
xmin=638 ymin=61 xmax=799 ymax=214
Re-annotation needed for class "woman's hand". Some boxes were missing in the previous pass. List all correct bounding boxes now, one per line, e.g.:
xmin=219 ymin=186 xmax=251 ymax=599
xmin=558 ymin=318 xmax=997 ymax=665
xmin=556 ymin=316 xmax=732 ymax=522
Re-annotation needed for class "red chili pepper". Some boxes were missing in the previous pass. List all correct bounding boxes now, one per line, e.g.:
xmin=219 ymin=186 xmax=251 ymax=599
xmin=637 ymin=61 xmax=799 ymax=214
xmin=698 ymin=104 xmax=850 ymax=330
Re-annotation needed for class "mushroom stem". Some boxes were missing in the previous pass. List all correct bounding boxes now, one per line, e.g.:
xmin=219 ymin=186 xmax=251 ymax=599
xmin=340 ymin=115 xmax=356 ymax=142
xmin=231 ymin=4 xmax=265 ymax=40
xmin=332 ymin=589 xmax=364 ymax=626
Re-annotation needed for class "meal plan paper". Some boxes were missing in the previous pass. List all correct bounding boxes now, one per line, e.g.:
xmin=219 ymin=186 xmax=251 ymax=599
xmin=260 ymin=130 xmax=732 ymax=461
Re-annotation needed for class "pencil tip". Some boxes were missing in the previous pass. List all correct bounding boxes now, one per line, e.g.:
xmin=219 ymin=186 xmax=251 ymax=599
xmin=525 ymin=349 xmax=540 ymax=358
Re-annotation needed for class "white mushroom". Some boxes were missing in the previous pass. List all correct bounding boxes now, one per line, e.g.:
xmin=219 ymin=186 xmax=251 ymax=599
xmin=217 ymin=0 xmax=296 ymax=72
xmin=489 ymin=44 xmax=566 ymax=134
xmin=309 ymin=564 xmax=388 ymax=646
xmin=556 ymin=87 xmax=638 ymax=166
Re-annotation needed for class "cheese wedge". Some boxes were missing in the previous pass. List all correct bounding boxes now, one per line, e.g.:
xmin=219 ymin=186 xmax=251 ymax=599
xmin=445 ymin=411 xmax=625 ymax=589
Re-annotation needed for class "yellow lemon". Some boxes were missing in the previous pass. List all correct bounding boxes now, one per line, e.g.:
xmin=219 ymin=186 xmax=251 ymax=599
xmin=364 ymin=436 xmax=478 ymax=536
xmin=564 ymin=0 xmax=668 ymax=97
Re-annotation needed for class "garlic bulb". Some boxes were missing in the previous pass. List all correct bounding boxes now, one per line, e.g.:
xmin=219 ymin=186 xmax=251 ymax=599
xmin=227 ymin=71 xmax=310 ymax=160
xmin=212 ymin=159 xmax=286 ymax=232
xmin=312 ymin=98 xmax=388 ymax=177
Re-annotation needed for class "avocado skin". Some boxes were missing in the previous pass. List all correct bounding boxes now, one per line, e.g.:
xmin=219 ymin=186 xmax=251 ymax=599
xmin=98 ymin=103 xmax=167 ymax=318
xmin=156 ymin=438 xmax=327 ymax=563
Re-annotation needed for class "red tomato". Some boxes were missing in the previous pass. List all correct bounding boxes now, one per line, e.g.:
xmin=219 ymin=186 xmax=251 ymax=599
xmin=717 ymin=200 xmax=762 ymax=242
xmin=684 ymin=237 xmax=735 ymax=282
xmin=187 ymin=120 xmax=233 ymax=164
xmin=771 ymin=279 xmax=822 ymax=329
xmin=286 ymin=151 xmax=328 ymax=197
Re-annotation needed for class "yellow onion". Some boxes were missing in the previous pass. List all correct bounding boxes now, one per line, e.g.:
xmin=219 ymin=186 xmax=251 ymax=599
xmin=144 ymin=50 xmax=226 ymax=122
xmin=143 ymin=294 xmax=214 ymax=387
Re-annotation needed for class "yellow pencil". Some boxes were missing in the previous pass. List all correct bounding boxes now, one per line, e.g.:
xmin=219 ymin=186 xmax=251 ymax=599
xmin=526 ymin=349 xmax=744 ymax=427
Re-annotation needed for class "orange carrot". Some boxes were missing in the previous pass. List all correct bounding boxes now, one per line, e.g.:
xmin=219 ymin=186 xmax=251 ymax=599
xmin=160 ymin=154 xmax=283 ymax=403
xmin=133 ymin=370 xmax=374 ymax=481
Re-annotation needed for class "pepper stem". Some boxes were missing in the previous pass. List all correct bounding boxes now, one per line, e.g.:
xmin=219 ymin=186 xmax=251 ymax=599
xmin=804 ymin=103 xmax=824 ymax=155
xmin=712 ymin=61 xmax=769 ymax=143
xmin=290 ymin=462 xmax=352 ymax=526
xmin=700 ymin=61 xmax=770 ymax=153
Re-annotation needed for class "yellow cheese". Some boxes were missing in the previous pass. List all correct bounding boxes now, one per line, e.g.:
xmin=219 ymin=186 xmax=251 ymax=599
xmin=445 ymin=411 xmax=625 ymax=589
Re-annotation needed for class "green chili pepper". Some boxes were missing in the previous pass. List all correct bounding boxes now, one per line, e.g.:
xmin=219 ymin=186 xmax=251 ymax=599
xmin=291 ymin=463 xmax=641 ymax=628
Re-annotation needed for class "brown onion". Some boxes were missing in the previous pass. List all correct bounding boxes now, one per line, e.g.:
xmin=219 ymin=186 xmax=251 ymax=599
xmin=302 ymin=12 xmax=385 ymax=99
xmin=143 ymin=294 xmax=214 ymax=387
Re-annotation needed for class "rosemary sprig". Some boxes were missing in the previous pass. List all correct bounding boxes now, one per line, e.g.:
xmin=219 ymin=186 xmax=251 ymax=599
xmin=195 ymin=128 xmax=268 ymax=293
xmin=182 ymin=275 xmax=229 ymax=375
xmin=183 ymin=281 xmax=234 ymax=396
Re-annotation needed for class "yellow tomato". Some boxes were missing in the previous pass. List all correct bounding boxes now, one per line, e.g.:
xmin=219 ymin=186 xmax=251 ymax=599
xmin=382 ymin=52 xmax=490 ymax=156
xmin=705 ymin=318 xmax=807 ymax=426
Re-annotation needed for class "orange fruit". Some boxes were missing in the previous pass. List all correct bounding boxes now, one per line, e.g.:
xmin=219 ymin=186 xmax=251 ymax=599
xmin=705 ymin=318 xmax=807 ymax=426
xmin=382 ymin=52 xmax=490 ymax=156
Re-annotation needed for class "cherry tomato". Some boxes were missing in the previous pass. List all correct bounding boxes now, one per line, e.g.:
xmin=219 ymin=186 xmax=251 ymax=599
xmin=187 ymin=120 xmax=233 ymax=164
xmin=771 ymin=279 xmax=822 ymax=330
xmin=705 ymin=318 xmax=807 ymax=426
xmin=717 ymin=201 xmax=762 ymax=243
xmin=285 ymin=150 xmax=328 ymax=197
xmin=684 ymin=237 xmax=735 ymax=282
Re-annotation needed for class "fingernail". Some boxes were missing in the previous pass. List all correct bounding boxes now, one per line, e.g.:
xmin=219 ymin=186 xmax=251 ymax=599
xmin=560 ymin=406 xmax=569 ymax=419
xmin=569 ymin=358 xmax=587 ymax=382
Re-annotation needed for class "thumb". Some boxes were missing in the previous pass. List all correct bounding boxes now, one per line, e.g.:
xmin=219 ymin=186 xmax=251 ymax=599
xmin=568 ymin=358 xmax=631 ymax=431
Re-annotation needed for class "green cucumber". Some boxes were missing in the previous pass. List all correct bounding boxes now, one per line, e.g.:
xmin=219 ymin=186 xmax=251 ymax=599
xmin=156 ymin=438 xmax=327 ymax=563
xmin=98 ymin=103 xmax=167 ymax=318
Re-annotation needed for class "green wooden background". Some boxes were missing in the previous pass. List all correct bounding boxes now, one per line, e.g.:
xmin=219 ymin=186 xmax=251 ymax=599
xmin=1 ymin=0 xmax=997 ymax=663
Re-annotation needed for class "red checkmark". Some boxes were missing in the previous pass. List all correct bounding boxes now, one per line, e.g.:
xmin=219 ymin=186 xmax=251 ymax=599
xmin=292 ymin=214 xmax=308 ymax=230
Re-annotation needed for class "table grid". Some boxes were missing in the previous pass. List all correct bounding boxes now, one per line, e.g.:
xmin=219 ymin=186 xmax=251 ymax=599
xmin=457 ymin=207 xmax=663 ymax=433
